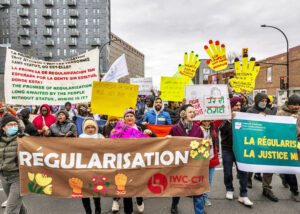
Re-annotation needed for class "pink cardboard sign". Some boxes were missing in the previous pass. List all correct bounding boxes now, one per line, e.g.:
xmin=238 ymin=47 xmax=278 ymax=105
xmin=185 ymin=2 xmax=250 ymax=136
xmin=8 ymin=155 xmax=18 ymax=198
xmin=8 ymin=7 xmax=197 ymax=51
xmin=110 ymin=121 xmax=149 ymax=138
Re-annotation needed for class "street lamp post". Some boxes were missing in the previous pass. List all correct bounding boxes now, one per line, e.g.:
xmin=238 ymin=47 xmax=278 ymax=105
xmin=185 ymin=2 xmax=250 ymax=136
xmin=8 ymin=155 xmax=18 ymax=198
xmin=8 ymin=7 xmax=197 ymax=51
xmin=261 ymin=24 xmax=289 ymax=97
xmin=99 ymin=38 xmax=120 ymax=78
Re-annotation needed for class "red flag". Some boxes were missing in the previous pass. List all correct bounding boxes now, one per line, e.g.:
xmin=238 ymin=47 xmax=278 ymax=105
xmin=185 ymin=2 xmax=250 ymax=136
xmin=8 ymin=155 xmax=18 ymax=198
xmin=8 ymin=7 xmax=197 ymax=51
xmin=146 ymin=124 xmax=173 ymax=137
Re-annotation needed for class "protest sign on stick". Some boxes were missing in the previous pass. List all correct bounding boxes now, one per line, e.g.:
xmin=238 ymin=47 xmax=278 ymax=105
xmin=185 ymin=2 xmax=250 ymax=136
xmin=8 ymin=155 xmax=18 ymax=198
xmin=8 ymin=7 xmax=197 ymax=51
xmin=130 ymin=77 xmax=153 ymax=95
xmin=4 ymin=48 xmax=99 ymax=105
xmin=233 ymin=112 xmax=300 ymax=174
xmin=185 ymin=84 xmax=231 ymax=120
xmin=229 ymin=53 xmax=260 ymax=93
xmin=204 ymin=40 xmax=228 ymax=71
xmin=18 ymin=136 xmax=209 ymax=197
xmin=160 ymin=77 xmax=189 ymax=102
xmin=91 ymin=81 xmax=138 ymax=117
xmin=178 ymin=51 xmax=201 ymax=79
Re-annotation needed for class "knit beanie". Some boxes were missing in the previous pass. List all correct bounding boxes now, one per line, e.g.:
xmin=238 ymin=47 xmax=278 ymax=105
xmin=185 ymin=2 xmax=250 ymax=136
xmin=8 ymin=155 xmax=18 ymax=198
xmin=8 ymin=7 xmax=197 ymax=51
xmin=82 ymin=118 xmax=98 ymax=133
xmin=57 ymin=110 xmax=69 ymax=119
xmin=287 ymin=94 xmax=300 ymax=105
xmin=0 ymin=114 xmax=18 ymax=129
xmin=230 ymin=96 xmax=242 ymax=108
xmin=123 ymin=108 xmax=135 ymax=118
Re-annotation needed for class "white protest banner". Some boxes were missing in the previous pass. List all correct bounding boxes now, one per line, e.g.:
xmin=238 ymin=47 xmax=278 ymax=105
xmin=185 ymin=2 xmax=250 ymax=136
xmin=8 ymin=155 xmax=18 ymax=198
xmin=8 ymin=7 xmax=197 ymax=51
xmin=102 ymin=54 xmax=128 ymax=82
xmin=185 ymin=84 xmax=231 ymax=120
xmin=4 ymin=48 xmax=99 ymax=105
xmin=130 ymin=77 xmax=153 ymax=95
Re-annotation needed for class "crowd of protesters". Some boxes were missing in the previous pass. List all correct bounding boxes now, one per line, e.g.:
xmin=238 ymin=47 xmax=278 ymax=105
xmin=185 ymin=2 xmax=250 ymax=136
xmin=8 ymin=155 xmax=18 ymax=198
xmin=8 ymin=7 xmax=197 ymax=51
xmin=0 ymin=88 xmax=300 ymax=214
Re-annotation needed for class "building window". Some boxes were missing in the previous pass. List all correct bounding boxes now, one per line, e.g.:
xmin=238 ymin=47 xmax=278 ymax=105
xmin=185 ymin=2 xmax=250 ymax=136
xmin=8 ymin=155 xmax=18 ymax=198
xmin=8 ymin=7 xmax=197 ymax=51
xmin=85 ymin=28 xmax=88 ymax=34
xmin=85 ymin=38 xmax=88 ymax=45
xmin=85 ymin=9 xmax=88 ymax=16
xmin=63 ymin=0 xmax=66 ymax=4
xmin=63 ymin=18 xmax=66 ymax=25
xmin=57 ymin=38 xmax=60 ymax=44
xmin=57 ymin=9 xmax=60 ymax=16
xmin=85 ymin=18 xmax=88 ymax=25
xmin=57 ymin=49 xmax=60 ymax=56
xmin=63 ymin=28 xmax=66 ymax=34
xmin=56 ymin=18 xmax=60 ymax=25
xmin=56 ymin=28 xmax=59 ymax=34
xmin=64 ymin=49 xmax=66 ymax=56
xmin=63 ymin=9 xmax=66 ymax=16
xmin=93 ymin=19 xmax=96 ymax=25
xmin=34 ymin=18 xmax=38 ymax=25
xmin=34 ymin=9 xmax=37 ymax=16
xmin=267 ymin=67 xmax=272 ymax=82
xmin=64 ymin=38 xmax=66 ymax=44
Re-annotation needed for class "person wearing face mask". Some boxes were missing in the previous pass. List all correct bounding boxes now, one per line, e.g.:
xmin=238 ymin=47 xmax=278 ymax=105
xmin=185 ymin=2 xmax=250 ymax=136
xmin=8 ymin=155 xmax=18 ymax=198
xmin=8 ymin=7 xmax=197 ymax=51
xmin=246 ymin=93 xmax=278 ymax=202
xmin=220 ymin=97 xmax=253 ymax=207
xmin=168 ymin=104 xmax=205 ymax=214
xmin=200 ymin=120 xmax=219 ymax=207
xmin=48 ymin=110 xmax=78 ymax=137
xmin=0 ymin=114 xmax=27 ymax=214
xmin=142 ymin=97 xmax=172 ymax=125
xmin=276 ymin=94 xmax=300 ymax=202
xmin=32 ymin=104 xmax=57 ymax=136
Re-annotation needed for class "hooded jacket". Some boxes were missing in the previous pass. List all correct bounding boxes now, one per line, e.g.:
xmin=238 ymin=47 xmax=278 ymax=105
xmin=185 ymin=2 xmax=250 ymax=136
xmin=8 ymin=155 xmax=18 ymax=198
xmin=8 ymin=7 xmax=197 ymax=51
xmin=277 ymin=103 xmax=300 ymax=141
xmin=246 ymin=93 xmax=273 ymax=115
xmin=143 ymin=98 xmax=172 ymax=125
xmin=32 ymin=104 xmax=57 ymax=130
xmin=20 ymin=108 xmax=39 ymax=136
xmin=136 ymin=95 xmax=155 ymax=122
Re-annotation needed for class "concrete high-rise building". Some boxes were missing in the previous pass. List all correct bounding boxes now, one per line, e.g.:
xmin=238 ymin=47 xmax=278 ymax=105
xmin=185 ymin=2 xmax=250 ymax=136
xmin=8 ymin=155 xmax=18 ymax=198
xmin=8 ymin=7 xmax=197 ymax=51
xmin=0 ymin=0 xmax=110 ymax=73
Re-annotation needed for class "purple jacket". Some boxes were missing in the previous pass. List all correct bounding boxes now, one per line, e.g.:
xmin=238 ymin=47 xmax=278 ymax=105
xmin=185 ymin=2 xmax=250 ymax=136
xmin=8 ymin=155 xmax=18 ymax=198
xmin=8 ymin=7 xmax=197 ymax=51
xmin=169 ymin=120 xmax=204 ymax=138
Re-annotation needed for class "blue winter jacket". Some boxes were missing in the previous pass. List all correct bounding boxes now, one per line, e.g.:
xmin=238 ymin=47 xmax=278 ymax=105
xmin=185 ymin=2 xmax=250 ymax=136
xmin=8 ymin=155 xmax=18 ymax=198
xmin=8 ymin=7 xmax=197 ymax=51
xmin=143 ymin=104 xmax=172 ymax=125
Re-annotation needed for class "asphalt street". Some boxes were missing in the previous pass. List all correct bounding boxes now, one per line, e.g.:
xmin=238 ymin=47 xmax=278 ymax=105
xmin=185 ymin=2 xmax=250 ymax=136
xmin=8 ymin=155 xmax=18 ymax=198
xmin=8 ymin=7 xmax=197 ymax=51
xmin=0 ymin=165 xmax=300 ymax=214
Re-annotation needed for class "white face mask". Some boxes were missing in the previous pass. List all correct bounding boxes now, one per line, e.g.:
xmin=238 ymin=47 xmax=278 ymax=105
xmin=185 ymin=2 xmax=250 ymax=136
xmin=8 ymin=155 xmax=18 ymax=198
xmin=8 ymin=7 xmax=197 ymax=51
xmin=258 ymin=102 xmax=267 ymax=109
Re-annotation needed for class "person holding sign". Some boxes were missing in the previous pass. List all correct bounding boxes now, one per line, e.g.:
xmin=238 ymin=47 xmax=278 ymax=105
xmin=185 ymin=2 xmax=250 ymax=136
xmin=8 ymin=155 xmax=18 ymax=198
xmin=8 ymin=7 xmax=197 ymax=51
xmin=0 ymin=114 xmax=27 ymax=214
xmin=79 ymin=118 xmax=104 ymax=214
xmin=276 ymin=94 xmax=300 ymax=202
xmin=120 ymin=108 xmax=156 ymax=214
xmin=32 ymin=104 xmax=57 ymax=136
xmin=168 ymin=104 xmax=205 ymax=214
xmin=219 ymin=97 xmax=253 ymax=207
xmin=142 ymin=98 xmax=171 ymax=125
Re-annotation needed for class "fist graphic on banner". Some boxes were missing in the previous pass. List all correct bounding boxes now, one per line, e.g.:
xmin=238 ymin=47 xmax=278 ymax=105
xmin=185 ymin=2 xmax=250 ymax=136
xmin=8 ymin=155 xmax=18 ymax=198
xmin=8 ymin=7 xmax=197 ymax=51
xmin=115 ymin=173 xmax=127 ymax=191
xmin=68 ymin=178 xmax=83 ymax=198
xmin=178 ymin=51 xmax=201 ymax=79
xmin=229 ymin=54 xmax=260 ymax=93
xmin=204 ymin=40 xmax=228 ymax=71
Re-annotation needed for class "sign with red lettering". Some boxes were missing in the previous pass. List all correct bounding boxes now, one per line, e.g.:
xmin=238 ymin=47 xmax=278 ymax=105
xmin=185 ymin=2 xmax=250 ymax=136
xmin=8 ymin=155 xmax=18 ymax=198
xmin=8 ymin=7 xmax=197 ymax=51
xmin=185 ymin=84 xmax=231 ymax=120
xmin=4 ymin=48 xmax=99 ymax=105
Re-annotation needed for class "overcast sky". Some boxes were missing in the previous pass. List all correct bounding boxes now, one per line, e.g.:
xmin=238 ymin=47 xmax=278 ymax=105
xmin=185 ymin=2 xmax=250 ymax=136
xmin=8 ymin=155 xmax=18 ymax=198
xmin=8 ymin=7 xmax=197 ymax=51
xmin=111 ymin=0 xmax=300 ymax=88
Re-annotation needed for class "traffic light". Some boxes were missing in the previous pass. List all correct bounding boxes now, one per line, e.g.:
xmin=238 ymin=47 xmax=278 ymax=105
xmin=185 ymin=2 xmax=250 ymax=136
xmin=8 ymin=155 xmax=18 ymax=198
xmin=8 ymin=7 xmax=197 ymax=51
xmin=280 ymin=76 xmax=285 ymax=90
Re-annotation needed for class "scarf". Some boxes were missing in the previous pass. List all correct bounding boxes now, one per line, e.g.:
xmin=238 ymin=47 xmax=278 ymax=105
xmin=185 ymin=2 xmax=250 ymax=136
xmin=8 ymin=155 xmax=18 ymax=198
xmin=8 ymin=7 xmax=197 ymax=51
xmin=180 ymin=119 xmax=193 ymax=135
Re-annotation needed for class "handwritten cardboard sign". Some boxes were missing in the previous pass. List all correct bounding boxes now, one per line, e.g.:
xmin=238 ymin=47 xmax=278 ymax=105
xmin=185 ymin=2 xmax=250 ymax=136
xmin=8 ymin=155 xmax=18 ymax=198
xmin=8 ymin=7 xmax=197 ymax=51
xmin=130 ymin=77 xmax=153 ymax=95
xmin=160 ymin=77 xmax=189 ymax=102
xmin=178 ymin=51 xmax=201 ymax=79
xmin=204 ymin=40 xmax=228 ymax=71
xmin=91 ymin=82 xmax=138 ymax=117
xmin=110 ymin=121 xmax=149 ymax=138
xmin=185 ymin=84 xmax=231 ymax=120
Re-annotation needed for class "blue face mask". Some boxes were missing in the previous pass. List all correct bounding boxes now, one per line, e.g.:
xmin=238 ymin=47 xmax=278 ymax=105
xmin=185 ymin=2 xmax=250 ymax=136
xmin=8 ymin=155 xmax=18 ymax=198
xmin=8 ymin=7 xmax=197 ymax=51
xmin=7 ymin=127 xmax=18 ymax=136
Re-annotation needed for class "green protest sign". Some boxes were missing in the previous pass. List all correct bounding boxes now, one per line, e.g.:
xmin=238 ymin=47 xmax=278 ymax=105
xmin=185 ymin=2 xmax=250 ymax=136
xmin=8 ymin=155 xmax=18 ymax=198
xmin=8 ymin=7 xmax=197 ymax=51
xmin=233 ymin=112 xmax=300 ymax=174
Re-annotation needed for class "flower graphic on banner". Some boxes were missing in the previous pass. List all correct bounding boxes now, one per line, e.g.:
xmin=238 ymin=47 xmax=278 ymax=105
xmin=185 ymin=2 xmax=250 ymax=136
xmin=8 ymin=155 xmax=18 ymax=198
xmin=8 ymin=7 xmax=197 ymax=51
xmin=27 ymin=171 xmax=53 ymax=195
xmin=88 ymin=176 xmax=110 ymax=197
xmin=190 ymin=139 xmax=211 ymax=160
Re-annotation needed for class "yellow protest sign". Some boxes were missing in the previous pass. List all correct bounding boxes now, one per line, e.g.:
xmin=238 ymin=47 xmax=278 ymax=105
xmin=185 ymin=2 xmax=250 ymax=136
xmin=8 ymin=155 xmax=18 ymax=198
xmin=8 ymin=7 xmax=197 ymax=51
xmin=91 ymin=81 xmax=138 ymax=117
xmin=160 ymin=77 xmax=189 ymax=102
xmin=229 ymin=53 xmax=260 ymax=93
xmin=204 ymin=40 xmax=228 ymax=71
xmin=178 ymin=51 xmax=201 ymax=79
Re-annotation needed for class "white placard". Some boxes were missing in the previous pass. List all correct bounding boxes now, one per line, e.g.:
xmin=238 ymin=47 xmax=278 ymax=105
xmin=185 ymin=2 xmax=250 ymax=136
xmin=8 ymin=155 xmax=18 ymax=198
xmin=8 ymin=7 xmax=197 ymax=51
xmin=130 ymin=77 xmax=153 ymax=95
xmin=185 ymin=84 xmax=231 ymax=120
xmin=4 ymin=48 xmax=99 ymax=105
